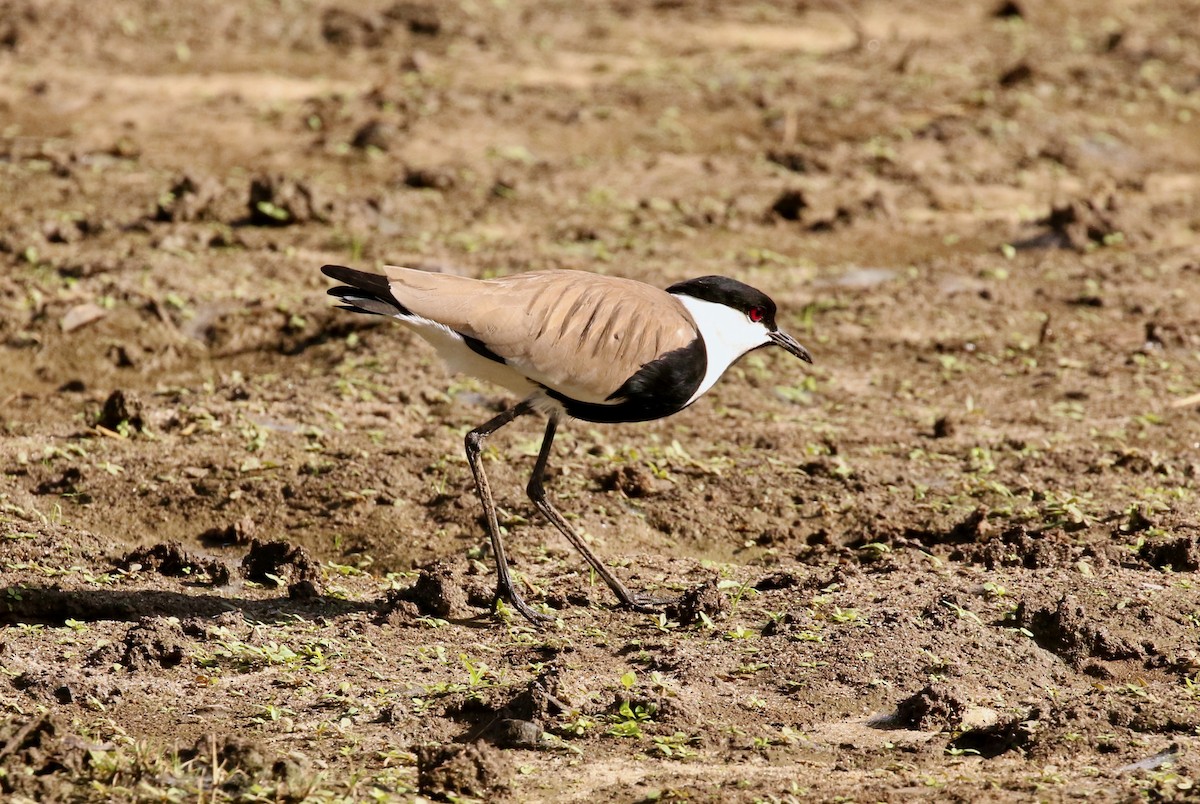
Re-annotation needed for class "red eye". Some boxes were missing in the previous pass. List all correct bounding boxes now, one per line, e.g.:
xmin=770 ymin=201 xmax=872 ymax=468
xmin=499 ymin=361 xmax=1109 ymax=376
xmin=748 ymin=308 xmax=764 ymax=323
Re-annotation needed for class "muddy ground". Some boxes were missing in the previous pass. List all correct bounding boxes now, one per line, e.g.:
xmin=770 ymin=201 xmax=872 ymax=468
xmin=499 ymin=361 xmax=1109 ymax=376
xmin=2 ymin=0 xmax=1199 ymax=800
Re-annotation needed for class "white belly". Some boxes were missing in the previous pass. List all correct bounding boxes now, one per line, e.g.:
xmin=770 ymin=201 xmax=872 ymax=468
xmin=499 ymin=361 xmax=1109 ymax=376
xmin=404 ymin=318 xmax=539 ymax=399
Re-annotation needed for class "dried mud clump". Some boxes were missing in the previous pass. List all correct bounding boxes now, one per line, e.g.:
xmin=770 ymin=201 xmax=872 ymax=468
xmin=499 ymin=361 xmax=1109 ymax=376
xmin=768 ymin=189 xmax=808 ymax=222
xmin=753 ymin=570 xmax=802 ymax=591
xmin=120 ymin=541 xmax=231 ymax=586
xmin=240 ymin=539 xmax=322 ymax=598
xmin=599 ymin=464 xmax=659 ymax=498
xmin=247 ymin=174 xmax=330 ymax=226
xmin=375 ymin=589 xmax=422 ymax=625
xmin=417 ymin=743 xmax=508 ymax=801
xmin=95 ymin=389 xmax=144 ymax=432
xmin=385 ymin=1 xmax=443 ymax=36
xmin=153 ymin=174 xmax=224 ymax=223
xmin=0 ymin=715 xmax=88 ymax=799
xmin=1033 ymin=195 xmax=1131 ymax=252
xmin=959 ymin=526 xmax=1074 ymax=569
xmin=178 ymin=735 xmax=308 ymax=796
xmin=60 ymin=302 xmax=107 ymax=332
xmin=475 ymin=668 xmax=564 ymax=748
xmin=1016 ymin=595 xmax=1141 ymax=666
xmin=1140 ymin=534 xmax=1200 ymax=571
xmin=88 ymin=617 xmax=189 ymax=671
xmin=665 ymin=577 xmax=727 ymax=625
xmin=199 ymin=515 xmax=258 ymax=548
xmin=893 ymin=683 xmax=972 ymax=731
xmin=122 ymin=618 xmax=188 ymax=670
xmin=396 ymin=560 xmax=471 ymax=619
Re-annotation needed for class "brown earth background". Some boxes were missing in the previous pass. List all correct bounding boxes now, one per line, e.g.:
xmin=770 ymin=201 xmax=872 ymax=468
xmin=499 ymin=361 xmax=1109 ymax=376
xmin=2 ymin=0 xmax=1200 ymax=801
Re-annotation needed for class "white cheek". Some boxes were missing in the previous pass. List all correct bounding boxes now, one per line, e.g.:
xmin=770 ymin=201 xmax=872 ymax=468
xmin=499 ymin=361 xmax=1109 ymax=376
xmin=674 ymin=296 xmax=771 ymax=405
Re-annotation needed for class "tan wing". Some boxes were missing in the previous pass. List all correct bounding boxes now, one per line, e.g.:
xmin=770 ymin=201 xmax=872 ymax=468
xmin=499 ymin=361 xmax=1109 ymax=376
xmin=383 ymin=267 xmax=699 ymax=403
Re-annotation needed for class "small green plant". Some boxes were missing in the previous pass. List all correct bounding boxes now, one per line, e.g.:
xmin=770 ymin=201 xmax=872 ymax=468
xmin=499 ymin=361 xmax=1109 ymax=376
xmin=1041 ymin=490 xmax=1093 ymax=528
xmin=858 ymin=542 xmax=892 ymax=557
xmin=829 ymin=607 xmax=861 ymax=624
xmin=255 ymin=200 xmax=290 ymax=222
xmin=559 ymin=714 xmax=596 ymax=737
xmin=607 ymin=700 xmax=655 ymax=738
xmin=982 ymin=581 xmax=1008 ymax=600
xmin=651 ymin=732 xmax=698 ymax=758
xmin=648 ymin=613 xmax=679 ymax=632
xmin=941 ymin=599 xmax=983 ymax=625
xmin=461 ymin=654 xmax=496 ymax=694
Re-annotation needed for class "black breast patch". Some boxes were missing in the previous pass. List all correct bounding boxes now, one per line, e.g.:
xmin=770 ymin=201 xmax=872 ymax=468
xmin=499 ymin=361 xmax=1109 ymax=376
xmin=547 ymin=338 xmax=706 ymax=424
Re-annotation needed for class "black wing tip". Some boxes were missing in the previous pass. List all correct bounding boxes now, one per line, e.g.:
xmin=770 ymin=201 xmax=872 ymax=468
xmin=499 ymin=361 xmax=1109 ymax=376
xmin=326 ymin=287 xmax=393 ymax=315
xmin=321 ymin=263 xmax=378 ymax=281
xmin=320 ymin=263 xmax=400 ymax=299
xmin=321 ymin=264 xmax=359 ymax=283
xmin=322 ymin=269 xmax=412 ymax=317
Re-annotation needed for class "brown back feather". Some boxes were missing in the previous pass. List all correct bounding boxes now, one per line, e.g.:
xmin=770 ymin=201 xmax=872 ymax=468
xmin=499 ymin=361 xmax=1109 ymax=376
xmin=382 ymin=267 xmax=699 ymax=403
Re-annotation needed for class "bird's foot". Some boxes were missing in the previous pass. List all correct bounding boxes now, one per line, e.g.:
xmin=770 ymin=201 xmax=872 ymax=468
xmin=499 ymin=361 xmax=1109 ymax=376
xmin=495 ymin=586 xmax=556 ymax=625
xmin=619 ymin=591 xmax=670 ymax=614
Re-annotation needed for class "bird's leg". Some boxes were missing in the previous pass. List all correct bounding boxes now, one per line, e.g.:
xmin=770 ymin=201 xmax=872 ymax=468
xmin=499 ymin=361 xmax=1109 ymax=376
xmin=465 ymin=398 xmax=552 ymax=624
xmin=527 ymin=413 xmax=666 ymax=613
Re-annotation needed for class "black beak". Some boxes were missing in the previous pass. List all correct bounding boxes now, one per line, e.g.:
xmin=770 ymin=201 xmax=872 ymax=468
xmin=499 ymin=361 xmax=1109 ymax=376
xmin=770 ymin=330 xmax=813 ymax=363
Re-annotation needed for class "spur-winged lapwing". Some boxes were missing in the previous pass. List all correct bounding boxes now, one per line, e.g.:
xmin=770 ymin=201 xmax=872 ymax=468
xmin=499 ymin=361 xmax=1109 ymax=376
xmin=322 ymin=264 xmax=812 ymax=623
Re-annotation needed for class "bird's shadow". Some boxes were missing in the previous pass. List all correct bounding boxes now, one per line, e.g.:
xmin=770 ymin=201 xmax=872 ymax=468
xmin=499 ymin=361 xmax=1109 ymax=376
xmin=0 ymin=584 xmax=373 ymax=627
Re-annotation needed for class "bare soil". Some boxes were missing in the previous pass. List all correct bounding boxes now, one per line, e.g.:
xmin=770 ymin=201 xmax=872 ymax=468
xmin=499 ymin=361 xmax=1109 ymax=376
xmin=2 ymin=1 xmax=1200 ymax=801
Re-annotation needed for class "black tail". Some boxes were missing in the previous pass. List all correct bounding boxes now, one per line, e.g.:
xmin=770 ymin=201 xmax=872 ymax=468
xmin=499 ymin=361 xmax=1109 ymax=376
xmin=321 ymin=264 xmax=410 ymax=317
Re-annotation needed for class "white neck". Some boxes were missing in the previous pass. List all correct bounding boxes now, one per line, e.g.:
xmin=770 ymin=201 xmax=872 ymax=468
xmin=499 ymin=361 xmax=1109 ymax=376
xmin=675 ymin=295 xmax=772 ymax=407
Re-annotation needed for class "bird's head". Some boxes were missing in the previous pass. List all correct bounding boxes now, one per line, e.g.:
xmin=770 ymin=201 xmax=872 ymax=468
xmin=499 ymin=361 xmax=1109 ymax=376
xmin=667 ymin=275 xmax=813 ymax=365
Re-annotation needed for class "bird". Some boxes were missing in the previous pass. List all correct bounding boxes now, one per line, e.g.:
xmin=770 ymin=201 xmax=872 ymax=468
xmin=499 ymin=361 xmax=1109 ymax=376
xmin=321 ymin=264 xmax=812 ymax=624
